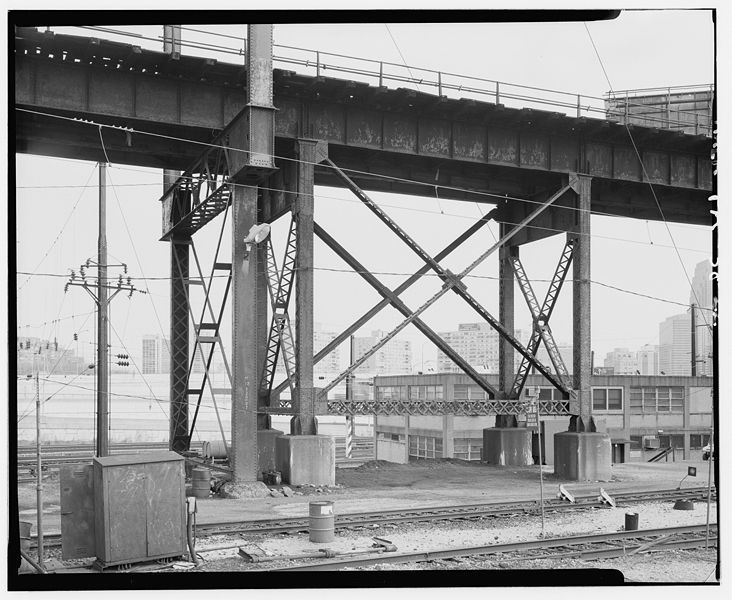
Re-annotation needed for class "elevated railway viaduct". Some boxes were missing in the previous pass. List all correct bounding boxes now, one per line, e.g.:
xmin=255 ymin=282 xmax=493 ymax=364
xmin=14 ymin=26 xmax=714 ymax=483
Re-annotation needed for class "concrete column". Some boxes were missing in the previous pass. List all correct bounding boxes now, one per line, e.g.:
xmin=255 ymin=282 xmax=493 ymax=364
xmin=443 ymin=415 xmax=454 ymax=458
xmin=291 ymin=139 xmax=317 ymax=435
xmin=498 ymin=228 xmax=515 ymax=395
xmin=230 ymin=185 xmax=260 ymax=481
xmin=572 ymin=175 xmax=593 ymax=429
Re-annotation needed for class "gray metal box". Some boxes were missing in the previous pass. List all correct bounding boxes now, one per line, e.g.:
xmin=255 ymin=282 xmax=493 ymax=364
xmin=92 ymin=451 xmax=186 ymax=568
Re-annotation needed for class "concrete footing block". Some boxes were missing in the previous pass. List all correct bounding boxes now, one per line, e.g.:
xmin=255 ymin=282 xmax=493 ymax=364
xmin=258 ymin=428 xmax=284 ymax=478
xmin=553 ymin=431 xmax=612 ymax=481
xmin=275 ymin=435 xmax=335 ymax=486
xmin=482 ymin=427 xmax=533 ymax=466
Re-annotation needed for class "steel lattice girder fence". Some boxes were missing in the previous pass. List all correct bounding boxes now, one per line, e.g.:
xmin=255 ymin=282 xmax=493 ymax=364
xmin=324 ymin=400 xmax=571 ymax=416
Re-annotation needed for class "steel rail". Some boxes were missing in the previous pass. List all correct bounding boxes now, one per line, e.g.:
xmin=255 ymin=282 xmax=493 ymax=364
xmin=260 ymin=524 xmax=718 ymax=571
xmin=27 ymin=487 xmax=716 ymax=547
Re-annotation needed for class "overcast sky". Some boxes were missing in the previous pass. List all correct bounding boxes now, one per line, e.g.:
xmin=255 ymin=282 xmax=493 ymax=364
xmin=12 ymin=9 xmax=719 ymax=371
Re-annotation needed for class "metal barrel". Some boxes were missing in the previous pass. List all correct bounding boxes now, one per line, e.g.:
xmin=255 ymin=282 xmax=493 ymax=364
xmin=625 ymin=512 xmax=639 ymax=531
xmin=309 ymin=501 xmax=335 ymax=543
xmin=201 ymin=440 xmax=228 ymax=459
xmin=191 ymin=467 xmax=211 ymax=499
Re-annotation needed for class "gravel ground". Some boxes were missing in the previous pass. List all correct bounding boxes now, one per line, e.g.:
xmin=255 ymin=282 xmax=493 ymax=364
xmin=185 ymin=496 xmax=718 ymax=582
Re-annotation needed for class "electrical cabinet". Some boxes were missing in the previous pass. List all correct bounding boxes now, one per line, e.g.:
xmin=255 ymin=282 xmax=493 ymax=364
xmin=92 ymin=451 xmax=186 ymax=568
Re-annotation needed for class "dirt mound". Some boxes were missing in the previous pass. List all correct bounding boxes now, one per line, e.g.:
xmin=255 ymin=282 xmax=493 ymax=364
xmin=353 ymin=460 xmax=397 ymax=471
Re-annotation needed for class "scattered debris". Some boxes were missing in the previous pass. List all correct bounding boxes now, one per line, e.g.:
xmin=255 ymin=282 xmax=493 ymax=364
xmin=282 ymin=486 xmax=294 ymax=497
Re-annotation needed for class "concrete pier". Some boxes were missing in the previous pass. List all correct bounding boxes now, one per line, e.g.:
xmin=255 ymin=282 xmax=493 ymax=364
xmin=257 ymin=428 xmax=284 ymax=477
xmin=275 ymin=435 xmax=335 ymax=486
xmin=482 ymin=427 xmax=533 ymax=466
xmin=554 ymin=431 xmax=612 ymax=481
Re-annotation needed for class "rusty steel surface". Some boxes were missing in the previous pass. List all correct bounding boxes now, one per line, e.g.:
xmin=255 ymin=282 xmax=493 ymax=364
xmin=14 ymin=29 xmax=713 ymax=226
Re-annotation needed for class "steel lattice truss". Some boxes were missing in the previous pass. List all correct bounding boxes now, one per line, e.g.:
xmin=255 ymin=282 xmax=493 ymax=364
xmin=260 ymin=215 xmax=298 ymax=409
xmin=510 ymin=240 xmax=575 ymax=399
xmin=325 ymin=399 xmax=571 ymax=416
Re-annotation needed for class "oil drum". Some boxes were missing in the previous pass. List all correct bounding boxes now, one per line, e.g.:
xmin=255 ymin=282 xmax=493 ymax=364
xmin=625 ymin=512 xmax=639 ymax=531
xmin=191 ymin=467 xmax=211 ymax=499
xmin=309 ymin=500 xmax=335 ymax=543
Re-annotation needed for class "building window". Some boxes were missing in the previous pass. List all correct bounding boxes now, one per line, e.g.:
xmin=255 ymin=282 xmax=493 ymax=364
xmin=376 ymin=386 xmax=406 ymax=401
xmin=690 ymin=434 xmax=711 ymax=449
xmin=408 ymin=385 xmax=443 ymax=401
xmin=408 ymin=435 xmax=443 ymax=459
xmin=592 ymin=387 xmax=623 ymax=411
xmin=630 ymin=387 xmax=684 ymax=413
xmin=454 ymin=384 xmax=492 ymax=400
xmin=453 ymin=438 xmax=482 ymax=461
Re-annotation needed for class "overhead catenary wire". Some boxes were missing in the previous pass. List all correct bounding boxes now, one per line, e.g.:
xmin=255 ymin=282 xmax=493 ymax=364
xmin=14 ymin=268 xmax=715 ymax=313
xmin=17 ymin=163 xmax=97 ymax=291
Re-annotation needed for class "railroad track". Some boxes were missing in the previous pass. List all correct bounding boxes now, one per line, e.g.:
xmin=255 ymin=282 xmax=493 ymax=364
xmin=33 ymin=486 xmax=714 ymax=548
xmin=16 ymin=438 xmax=374 ymax=472
xmin=257 ymin=524 xmax=718 ymax=571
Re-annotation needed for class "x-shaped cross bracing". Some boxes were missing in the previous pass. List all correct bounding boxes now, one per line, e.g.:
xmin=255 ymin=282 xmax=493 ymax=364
xmin=509 ymin=240 xmax=575 ymax=399
xmin=314 ymin=159 xmax=574 ymax=400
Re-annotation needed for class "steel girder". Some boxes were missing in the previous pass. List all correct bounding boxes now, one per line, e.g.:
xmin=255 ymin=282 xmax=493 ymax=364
xmin=259 ymin=215 xmax=298 ymax=410
xmin=271 ymin=213 xmax=493 ymax=397
xmin=318 ymin=180 xmax=575 ymax=400
xmin=314 ymin=222 xmax=499 ymax=398
xmin=169 ymin=240 xmax=190 ymax=451
xmin=325 ymin=399 xmax=571 ymax=416
xmin=509 ymin=240 xmax=575 ymax=399
xmin=324 ymin=157 xmax=571 ymax=396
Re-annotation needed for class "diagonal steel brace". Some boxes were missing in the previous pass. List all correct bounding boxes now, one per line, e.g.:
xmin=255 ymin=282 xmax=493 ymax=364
xmin=272 ymin=212 xmax=494 ymax=397
xmin=324 ymin=157 xmax=571 ymax=395
xmin=315 ymin=222 xmax=499 ymax=398
xmin=318 ymin=181 xmax=574 ymax=399
xmin=510 ymin=240 xmax=574 ymax=398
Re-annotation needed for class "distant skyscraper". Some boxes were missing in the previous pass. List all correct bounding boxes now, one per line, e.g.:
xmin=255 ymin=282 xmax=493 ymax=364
xmin=436 ymin=323 xmax=528 ymax=374
xmin=603 ymin=348 xmax=638 ymax=375
xmin=690 ymin=260 xmax=713 ymax=376
xmin=659 ymin=313 xmax=691 ymax=376
xmin=314 ymin=325 xmax=341 ymax=374
xmin=536 ymin=342 xmax=573 ymax=375
xmin=353 ymin=331 xmax=412 ymax=376
xmin=142 ymin=334 xmax=171 ymax=374
xmin=637 ymin=344 xmax=659 ymax=376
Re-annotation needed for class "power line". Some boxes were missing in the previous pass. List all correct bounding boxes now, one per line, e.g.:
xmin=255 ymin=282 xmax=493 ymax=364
xmin=583 ymin=23 xmax=714 ymax=333
xmin=17 ymin=163 xmax=97 ymax=291
xmin=383 ymin=24 xmax=422 ymax=93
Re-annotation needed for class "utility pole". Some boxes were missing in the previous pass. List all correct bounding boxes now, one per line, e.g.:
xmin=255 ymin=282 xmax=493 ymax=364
xmin=97 ymin=163 xmax=109 ymax=457
xmin=65 ymin=165 xmax=145 ymax=457
xmin=35 ymin=372 xmax=44 ymax=568
xmin=690 ymin=302 xmax=697 ymax=377
xmin=345 ymin=335 xmax=355 ymax=459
